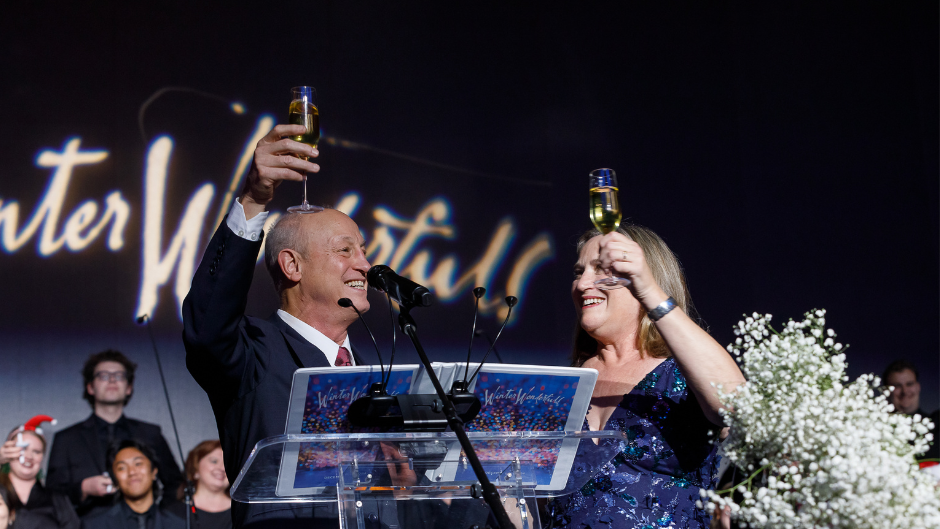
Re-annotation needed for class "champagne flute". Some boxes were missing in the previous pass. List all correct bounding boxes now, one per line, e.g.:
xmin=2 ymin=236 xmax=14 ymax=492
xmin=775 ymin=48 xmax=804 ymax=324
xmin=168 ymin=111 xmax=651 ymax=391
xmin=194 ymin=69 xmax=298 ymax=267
xmin=286 ymin=86 xmax=323 ymax=214
xmin=589 ymin=168 xmax=631 ymax=290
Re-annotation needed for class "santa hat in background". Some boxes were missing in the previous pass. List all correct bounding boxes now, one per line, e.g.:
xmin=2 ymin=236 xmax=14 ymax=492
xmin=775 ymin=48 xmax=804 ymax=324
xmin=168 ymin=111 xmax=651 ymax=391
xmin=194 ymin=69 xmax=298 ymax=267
xmin=7 ymin=415 xmax=57 ymax=464
xmin=21 ymin=415 xmax=57 ymax=436
xmin=9 ymin=415 xmax=57 ymax=440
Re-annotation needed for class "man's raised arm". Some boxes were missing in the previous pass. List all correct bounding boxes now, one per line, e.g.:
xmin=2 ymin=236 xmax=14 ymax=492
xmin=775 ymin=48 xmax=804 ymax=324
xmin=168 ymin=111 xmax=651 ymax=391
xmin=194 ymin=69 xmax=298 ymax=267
xmin=182 ymin=125 xmax=319 ymax=387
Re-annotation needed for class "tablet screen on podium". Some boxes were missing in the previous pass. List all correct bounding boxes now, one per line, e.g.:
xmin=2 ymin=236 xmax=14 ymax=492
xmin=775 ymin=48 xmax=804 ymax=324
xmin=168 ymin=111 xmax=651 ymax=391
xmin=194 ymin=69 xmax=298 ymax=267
xmin=275 ymin=363 xmax=597 ymax=496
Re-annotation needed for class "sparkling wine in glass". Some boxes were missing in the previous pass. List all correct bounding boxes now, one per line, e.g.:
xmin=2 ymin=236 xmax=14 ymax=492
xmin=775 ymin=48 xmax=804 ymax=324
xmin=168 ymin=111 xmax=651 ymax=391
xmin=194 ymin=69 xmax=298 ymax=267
xmin=286 ymin=86 xmax=323 ymax=214
xmin=589 ymin=168 xmax=631 ymax=290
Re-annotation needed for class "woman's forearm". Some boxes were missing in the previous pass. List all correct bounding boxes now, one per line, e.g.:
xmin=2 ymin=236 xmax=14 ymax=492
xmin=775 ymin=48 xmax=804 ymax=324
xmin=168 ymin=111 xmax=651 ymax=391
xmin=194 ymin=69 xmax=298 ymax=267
xmin=647 ymin=295 xmax=745 ymax=425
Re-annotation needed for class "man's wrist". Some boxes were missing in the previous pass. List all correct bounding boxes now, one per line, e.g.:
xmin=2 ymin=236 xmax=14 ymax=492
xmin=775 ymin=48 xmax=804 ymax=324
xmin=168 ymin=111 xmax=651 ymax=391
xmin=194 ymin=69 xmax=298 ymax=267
xmin=238 ymin=194 xmax=269 ymax=217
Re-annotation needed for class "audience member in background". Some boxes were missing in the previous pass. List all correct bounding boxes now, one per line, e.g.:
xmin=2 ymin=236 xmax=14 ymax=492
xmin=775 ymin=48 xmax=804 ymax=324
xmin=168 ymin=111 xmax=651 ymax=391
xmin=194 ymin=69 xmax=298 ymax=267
xmin=0 ymin=427 xmax=79 ymax=529
xmin=80 ymin=440 xmax=183 ymax=529
xmin=883 ymin=359 xmax=926 ymax=416
xmin=47 ymin=351 xmax=183 ymax=517
xmin=167 ymin=441 xmax=231 ymax=529
xmin=882 ymin=359 xmax=938 ymax=458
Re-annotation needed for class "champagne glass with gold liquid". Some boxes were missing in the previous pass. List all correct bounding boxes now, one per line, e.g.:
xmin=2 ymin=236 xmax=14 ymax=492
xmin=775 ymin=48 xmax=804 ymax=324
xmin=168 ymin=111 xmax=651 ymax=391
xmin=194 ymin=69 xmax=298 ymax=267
xmin=589 ymin=168 xmax=631 ymax=290
xmin=286 ymin=86 xmax=323 ymax=214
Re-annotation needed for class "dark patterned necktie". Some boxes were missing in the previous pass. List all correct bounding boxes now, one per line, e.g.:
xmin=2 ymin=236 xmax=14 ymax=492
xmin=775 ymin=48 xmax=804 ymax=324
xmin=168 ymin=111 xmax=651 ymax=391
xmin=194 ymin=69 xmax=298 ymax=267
xmin=335 ymin=346 xmax=352 ymax=366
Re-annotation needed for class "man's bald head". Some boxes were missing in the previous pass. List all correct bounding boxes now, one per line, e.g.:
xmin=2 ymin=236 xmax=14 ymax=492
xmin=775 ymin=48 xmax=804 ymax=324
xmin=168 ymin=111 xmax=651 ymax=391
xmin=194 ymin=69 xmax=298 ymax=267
xmin=265 ymin=209 xmax=371 ymax=334
xmin=265 ymin=211 xmax=316 ymax=293
xmin=264 ymin=207 xmax=370 ymax=294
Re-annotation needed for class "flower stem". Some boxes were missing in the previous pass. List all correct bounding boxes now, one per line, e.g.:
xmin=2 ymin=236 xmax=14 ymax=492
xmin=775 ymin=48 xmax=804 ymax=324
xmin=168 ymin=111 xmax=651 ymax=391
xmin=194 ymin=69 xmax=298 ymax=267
xmin=715 ymin=463 xmax=771 ymax=495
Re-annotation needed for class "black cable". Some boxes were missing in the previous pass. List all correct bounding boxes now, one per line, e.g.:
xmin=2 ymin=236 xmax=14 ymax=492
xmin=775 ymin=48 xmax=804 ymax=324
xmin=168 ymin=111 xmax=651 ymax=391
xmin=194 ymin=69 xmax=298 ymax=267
xmin=337 ymin=299 xmax=384 ymax=376
xmin=137 ymin=314 xmax=191 ymax=529
xmin=474 ymin=330 xmax=505 ymax=364
xmin=383 ymin=291 xmax=397 ymax=390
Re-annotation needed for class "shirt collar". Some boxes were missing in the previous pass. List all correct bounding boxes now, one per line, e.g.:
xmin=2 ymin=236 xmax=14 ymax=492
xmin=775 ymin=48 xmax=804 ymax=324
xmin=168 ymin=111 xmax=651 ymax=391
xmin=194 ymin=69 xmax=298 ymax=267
xmin=120 ymin=499 xmax=157 ymax=520
xmin=93 ymin=413 xmax=128 ymax=428
xmin=277 ymin=310 xmax=352 ymax=366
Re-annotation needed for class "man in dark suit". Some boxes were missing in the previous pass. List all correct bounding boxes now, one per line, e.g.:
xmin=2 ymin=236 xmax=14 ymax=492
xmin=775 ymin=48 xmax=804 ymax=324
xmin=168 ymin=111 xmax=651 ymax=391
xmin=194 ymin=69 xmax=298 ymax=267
xmin=80 ymin=439 xmax=185 ymax=529
xmin=47 ymin=351 xmax=184 ymax=517
xmin=183 ymin=124 xmax=371 ymax=529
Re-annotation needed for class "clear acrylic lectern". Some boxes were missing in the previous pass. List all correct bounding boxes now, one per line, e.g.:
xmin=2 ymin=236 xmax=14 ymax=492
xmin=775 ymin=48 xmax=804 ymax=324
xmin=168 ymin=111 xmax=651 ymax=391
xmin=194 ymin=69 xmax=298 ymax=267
xmin=230 ymin=431 xmax=628 ymax=529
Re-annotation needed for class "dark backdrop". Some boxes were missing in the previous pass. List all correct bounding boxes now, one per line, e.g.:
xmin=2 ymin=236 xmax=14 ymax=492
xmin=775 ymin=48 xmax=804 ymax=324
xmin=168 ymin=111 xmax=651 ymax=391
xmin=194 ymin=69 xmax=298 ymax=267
xmin=1 ymin=2 xmax=936 ymax=467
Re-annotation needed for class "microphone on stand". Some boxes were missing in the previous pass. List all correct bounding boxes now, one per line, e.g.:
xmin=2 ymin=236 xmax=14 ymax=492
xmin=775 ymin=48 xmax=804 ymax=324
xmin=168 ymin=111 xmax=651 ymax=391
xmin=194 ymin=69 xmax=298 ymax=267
xmin=367 ymin=265 xmax=432 ymax=308
xmin=339 ymin=298 xmax=399 ymax=426
xmin=467 ymin=296 xmax=517 ymax=385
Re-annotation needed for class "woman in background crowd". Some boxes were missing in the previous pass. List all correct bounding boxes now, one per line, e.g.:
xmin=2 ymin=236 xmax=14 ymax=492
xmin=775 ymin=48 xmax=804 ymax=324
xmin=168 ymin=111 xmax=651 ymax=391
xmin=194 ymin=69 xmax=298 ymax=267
xmin=1 ymin=426 xmax=79 ymax=529
xmin=168 ymin=441 xmax=231 ymax=529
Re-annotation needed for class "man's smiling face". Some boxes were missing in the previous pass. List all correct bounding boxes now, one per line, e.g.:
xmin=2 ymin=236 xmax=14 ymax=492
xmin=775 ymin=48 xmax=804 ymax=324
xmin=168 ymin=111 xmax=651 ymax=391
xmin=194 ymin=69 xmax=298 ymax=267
xmin=296 ymin=209 xmax=371 ymax=321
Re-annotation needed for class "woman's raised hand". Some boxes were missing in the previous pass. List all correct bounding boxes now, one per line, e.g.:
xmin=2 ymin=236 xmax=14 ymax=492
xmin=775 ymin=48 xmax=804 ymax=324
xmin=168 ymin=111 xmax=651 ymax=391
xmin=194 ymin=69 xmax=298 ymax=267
xmin=596 ymin=232 xmax=667 ymax=309
xmin=0 ymin=439 xmax=21 ymax=465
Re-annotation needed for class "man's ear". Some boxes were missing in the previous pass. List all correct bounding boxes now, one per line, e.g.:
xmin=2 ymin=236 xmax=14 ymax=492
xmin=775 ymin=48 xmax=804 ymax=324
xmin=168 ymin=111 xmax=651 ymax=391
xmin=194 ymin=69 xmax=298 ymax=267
xmin=87 ymin=383 xmax=95 ymax=397
xmin=125 ymin=385 xmax=133 ymax=397
xmin=278 ymin=249 xmax=304 ymax=283
xmin=151 ymin=467 xmax=158 ymax=481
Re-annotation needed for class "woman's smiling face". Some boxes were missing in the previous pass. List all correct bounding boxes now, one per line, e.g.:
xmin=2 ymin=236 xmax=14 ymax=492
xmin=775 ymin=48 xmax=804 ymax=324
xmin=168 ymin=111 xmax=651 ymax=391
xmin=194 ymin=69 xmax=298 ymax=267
xmin=571 ymin=236 xmax=642 ymax=343
xmin=8 ymin=431 xmax=44 ymax=482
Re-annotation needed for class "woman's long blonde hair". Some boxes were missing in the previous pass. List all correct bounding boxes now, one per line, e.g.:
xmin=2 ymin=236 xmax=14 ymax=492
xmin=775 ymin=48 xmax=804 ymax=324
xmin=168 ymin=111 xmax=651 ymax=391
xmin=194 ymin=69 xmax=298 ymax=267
xmin=571 ymin=224 xmax=698 ymax=366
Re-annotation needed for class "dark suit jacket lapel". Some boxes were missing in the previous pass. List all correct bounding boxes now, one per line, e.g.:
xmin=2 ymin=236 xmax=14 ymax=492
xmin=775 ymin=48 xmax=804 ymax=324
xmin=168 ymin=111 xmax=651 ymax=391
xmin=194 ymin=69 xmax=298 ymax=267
xmin=267 ymin=314 xmax=331 ymax=368
xmin=350 ymin=345 xmax=365 ymax=366
xmin=81 ymin=415 xmax=106 ymax=474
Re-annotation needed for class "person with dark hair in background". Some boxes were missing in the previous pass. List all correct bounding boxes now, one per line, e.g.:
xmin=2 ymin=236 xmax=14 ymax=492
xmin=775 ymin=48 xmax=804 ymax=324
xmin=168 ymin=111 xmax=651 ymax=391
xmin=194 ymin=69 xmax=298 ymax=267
xmin=167 ymin=441 xmax=231 ymax=529
xmin=183 ymin=125 xmax=371 ymax=529
xmin=882 ymin=359 xmax=938 ymax=458
xmin=0 ymin=424 xmax=79 ymax=529
xmin=883 ymin=359 xmax=926 ymax=416
xmin=80 ymin=440 xmax=183 ymax=529
xmin=46 ymin=351 xmax=183 ymax=517
xmin=547 ymin=225 xmax=745 ymax=528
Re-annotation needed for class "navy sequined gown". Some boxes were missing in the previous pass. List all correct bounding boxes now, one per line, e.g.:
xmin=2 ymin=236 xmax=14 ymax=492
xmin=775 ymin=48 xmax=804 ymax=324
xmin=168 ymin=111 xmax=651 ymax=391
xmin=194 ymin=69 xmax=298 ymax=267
xmin=548 ymin=358 xmax=721 ymax=528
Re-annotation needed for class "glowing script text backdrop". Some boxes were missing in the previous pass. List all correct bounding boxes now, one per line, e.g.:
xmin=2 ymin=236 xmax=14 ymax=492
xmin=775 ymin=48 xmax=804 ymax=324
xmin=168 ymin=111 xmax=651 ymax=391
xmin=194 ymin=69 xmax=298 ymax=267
xmin=0 ymin=105 xmax=558 ymax=347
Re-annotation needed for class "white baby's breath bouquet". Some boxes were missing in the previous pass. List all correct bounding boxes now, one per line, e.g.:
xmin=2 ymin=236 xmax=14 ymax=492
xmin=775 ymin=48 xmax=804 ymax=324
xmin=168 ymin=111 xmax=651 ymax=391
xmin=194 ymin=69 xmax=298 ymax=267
xmin=701 ymin=310 xmax=940 ymax=528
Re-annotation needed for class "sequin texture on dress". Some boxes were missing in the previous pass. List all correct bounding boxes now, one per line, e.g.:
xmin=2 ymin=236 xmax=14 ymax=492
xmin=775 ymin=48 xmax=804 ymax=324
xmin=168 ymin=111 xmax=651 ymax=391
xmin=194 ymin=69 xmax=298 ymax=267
xmin=547 ymin=358 xmax=720 ymax=528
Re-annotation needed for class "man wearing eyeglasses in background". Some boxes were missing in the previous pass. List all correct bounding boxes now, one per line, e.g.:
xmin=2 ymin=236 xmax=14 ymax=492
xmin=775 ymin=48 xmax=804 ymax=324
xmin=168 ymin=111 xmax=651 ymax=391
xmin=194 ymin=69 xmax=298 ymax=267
xmin=46 ymin=350 xmax=183 ymax=518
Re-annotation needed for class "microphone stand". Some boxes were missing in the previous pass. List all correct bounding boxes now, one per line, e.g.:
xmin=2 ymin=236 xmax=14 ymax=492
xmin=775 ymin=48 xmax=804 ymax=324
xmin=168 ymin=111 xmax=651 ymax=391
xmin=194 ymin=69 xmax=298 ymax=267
xmin=396 ymin=305 xmax=514 ymax=529
xmin=139 ymin=315 xmax=192 ymax=529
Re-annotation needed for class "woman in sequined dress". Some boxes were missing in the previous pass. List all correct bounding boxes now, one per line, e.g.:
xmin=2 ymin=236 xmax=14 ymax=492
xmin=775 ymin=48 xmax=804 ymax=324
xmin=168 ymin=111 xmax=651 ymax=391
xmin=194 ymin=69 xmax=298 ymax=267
xmin=547 ymin=225 xmax=745 ymax=529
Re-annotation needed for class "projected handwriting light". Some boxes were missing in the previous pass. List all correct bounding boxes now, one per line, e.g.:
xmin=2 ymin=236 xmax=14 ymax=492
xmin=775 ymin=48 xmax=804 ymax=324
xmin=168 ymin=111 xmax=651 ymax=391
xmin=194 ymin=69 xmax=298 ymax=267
xmin=2 ymin=125 xmax=554 ymax=323
xmin=0 ymin=138 xmax=128 ymax=255
xmin=363 ymin=198 xmax=553 ymax=321
xmin=135 ymin=136 xmax=215 ymax=320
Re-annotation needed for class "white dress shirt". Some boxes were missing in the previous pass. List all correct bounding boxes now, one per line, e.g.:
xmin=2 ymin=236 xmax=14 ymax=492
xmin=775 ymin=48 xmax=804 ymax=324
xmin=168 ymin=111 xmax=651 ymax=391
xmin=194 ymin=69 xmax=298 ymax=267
xmin=227 ymin=198 xmax=354 ymax=366
xmin=226 ymin=198 xmax=268 ymax=241
xmin=277 ymin=309 xmax=354 ymax=366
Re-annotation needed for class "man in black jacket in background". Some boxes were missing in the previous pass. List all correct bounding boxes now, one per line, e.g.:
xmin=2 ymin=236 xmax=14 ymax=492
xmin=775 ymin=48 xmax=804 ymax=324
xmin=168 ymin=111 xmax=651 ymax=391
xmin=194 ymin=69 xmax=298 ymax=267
xmin=81 ymin=439 xmax=185 ymax=529
xmin=47 ymin=351 xmax=183 ymax=517
xmin=183 ymin=124 xmax=370 ymax=529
